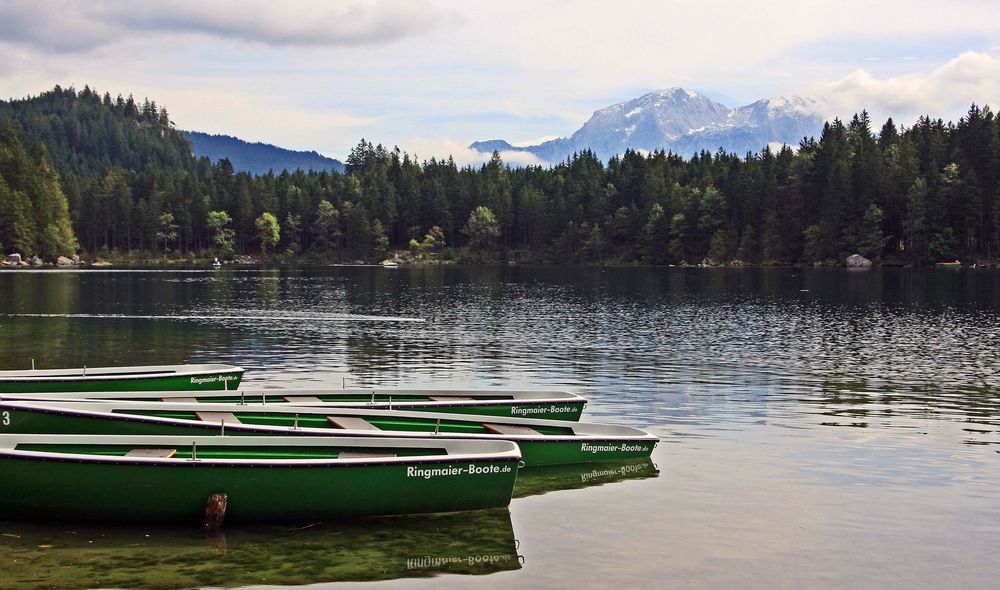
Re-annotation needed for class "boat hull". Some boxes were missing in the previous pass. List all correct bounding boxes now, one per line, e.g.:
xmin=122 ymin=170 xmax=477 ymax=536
xmin=0 ymin=435 xmax=520 ymax=522
xmin=0 ymin=367 xmax=243 ymax=393
xmin=0 ymin=455 xmax=517 ymax=522
xmin=395 ymin=401 xmax=585 ymax=421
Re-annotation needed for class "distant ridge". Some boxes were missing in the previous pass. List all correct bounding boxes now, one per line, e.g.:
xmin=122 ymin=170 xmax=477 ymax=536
xmin=183 ymin=131 xmax=345 ymax=175
xmin=470 ymin=88 xmax=824 ymax=162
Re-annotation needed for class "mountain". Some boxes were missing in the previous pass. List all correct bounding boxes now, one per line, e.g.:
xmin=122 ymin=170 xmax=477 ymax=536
xmin=470 ymin=88 xmax=825 ymax=162
xmin=183 ymin=131 xmax=344 ymax=175
xmin=0 ymin=85 xmax=194 ymax=178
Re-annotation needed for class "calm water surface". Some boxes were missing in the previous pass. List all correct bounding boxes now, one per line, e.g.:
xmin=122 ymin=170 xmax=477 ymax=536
xmin=0 ymin=266 xmax=998 ymax=589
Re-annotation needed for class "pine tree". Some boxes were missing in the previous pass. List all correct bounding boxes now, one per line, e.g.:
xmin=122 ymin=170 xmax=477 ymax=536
xmin=310 ymin=200 xmax=341 ymax=253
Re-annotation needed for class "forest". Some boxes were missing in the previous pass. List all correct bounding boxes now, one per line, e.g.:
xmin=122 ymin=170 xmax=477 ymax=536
xmin=1 ymin=85 xmax=998 ymax=265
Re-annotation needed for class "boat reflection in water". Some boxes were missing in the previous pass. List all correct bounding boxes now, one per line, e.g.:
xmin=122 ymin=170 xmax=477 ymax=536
xmin=515 ymin=457 xmax=659 ymax=498
xmin=0 ymin=508 xmax=520 ymax=590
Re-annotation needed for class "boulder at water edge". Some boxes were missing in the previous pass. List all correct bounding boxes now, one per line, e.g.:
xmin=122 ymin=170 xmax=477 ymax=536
xmin=5 ymin=253 xmax=22 ymax=265
xmin=55 ymin=256 xmax=74 ymax=266
xmin=846 ymin=254 xmax=872 ymax=267
xmin=29 ymin=255 xmax=43 ymax=266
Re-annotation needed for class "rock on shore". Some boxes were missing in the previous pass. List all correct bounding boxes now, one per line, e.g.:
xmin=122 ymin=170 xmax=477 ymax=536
xmin=846 ymin=254 xmax=872 ymax=267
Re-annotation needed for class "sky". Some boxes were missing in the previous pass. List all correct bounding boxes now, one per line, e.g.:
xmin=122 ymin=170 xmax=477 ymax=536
xmin=1 ymin=0 xmax=998 ymax=165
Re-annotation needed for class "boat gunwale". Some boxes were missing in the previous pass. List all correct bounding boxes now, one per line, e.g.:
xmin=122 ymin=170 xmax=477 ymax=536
xmin=0 ymin=448 xmax=521 ymax=469
xmin=0 ymin=433 xmax=521 ymax=468
xmin=0 ymin=400 xmax=658 ymax=443
xmin=1 ymin=388 xmax=585 ymax=404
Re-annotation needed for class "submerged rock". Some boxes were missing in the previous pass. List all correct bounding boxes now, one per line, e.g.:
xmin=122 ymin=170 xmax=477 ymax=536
xmin=846 ymin=254 xmax=872 ymax=267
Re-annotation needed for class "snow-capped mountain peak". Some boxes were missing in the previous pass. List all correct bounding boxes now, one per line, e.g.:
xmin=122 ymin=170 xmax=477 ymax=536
xmin=470 ymin=88 xmax=824 ymax=162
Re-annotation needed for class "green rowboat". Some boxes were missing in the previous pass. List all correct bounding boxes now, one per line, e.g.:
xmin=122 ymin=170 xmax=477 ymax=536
xmin=4 ymin=386 xmax=586 ymax=420
xmin=0 ymin=433 xmax=520 ymax=522
xmin=0 ymin=363 xmax=244 ymax=393
xmin=0 ymin=400 xmax=657 ymax=467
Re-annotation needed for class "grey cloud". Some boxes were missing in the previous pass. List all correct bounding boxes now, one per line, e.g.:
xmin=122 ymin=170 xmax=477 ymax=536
xmin=0 ymin=2 xmax=117 ymax=53
xmin=0 ymin=0 xmax=444 ymax=53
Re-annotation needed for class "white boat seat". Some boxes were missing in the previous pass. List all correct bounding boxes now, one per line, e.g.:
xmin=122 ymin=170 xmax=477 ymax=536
xmin=167 ymin=397 xmax=198 ymax=403
xmin=126 ymin=448 xmax=177 ymax=458
xmin=327 ymin=416 xmax=380 ymax=430
xmin=284 ymin=396 xmax=324 ymax=403
xmin=195 ymin=411 xmax=241 ymax=424
xmin=483 ymin=423 xmax=541 ymax=436
xmin=338 ymin=451 xmax=397 ymax=459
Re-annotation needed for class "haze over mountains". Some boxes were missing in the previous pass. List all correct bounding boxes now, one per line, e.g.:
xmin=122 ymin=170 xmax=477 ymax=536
xmin=470 ymin=88 xmax=825 ymax=163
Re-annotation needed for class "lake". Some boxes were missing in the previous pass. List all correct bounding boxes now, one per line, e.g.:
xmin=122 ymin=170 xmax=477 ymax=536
xmin=1 ymin=265 xmax=998 ymax=589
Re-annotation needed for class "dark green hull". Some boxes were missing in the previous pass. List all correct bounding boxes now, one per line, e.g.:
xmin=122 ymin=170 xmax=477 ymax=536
xmin=406 ymin=401 xmax=585 ymax=421
xmin=0 ymin=431 xmax=520 ymax=522
xmin=0 ymin=371 xmax=243 ymax=393
xmin=516 ymin=439 xmax=657 ymax=467
xmin=0 ymin=405 xmax=656 ymax=467
xmin=0 ymin=454 xmax=517 ymax=522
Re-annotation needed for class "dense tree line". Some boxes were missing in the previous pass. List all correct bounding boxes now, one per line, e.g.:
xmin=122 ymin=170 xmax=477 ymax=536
xmin=1 ymin=85 xmax=998 ymax=265
xmin=0 ymin=122 xmax=78 ymax=258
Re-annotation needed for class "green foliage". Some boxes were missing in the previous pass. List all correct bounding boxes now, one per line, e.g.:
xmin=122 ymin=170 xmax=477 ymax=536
xmin=802 ymin=224 xmax=822 ymax=263
xmin=156 ymin=212 xmax=178 ymax=252
xmin=283 ymin=212 xmax=303 ymax=254
xmin=707 ymin=229 xmax=728 ymax=262
xmin=856 ymin=203 xmax=885 ymax=259
xmin=905 ymin=178 xmax=929 ymax=263
xmin=207 ymin=210 xmax=235 ymax=257
xmin=310 ymin=200 xmax=341 ymax=253
xmin=255 ymin=212 xmax=280 ymax=254
xmin=929 ymin=228 xmax=958 ymax=261
xmin=0 ymin=86 xmax=188 ymax=178
xmin=372 ymin=219 xmax=389 ymax=256
xmin=342 ymin=201 xmax=371 ymax=255
xmin=0 ymin=121 xmax=77 ymax=258
xmin=410 ymin=225 xmax=446 ymax=253
xmin=462 ymin=206 xmax=500 ymax=249
xmin=736 ymin=224 xmax=758 ymax=263
xmin=667 ymin=213 xmax=688 ymax=262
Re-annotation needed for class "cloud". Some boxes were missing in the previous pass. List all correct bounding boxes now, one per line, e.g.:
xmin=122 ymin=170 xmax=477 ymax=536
xmin=810 ymin=51 xmax=1000 ymax=124
xmin=0 ymin=0 xmax=445 ymax=53
xmin=161 ymin=89 xmax=378 ymax=155
xmin=400 ymin=137 xmax=548 ymax=168
xmin=0 ymin=2 xmax=116 ymax=53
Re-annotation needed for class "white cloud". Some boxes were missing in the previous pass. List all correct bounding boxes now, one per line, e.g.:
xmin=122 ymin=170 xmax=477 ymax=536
xmin=810 ymin=51 xmax=1000 ymax=124
xmin=0 ymin=0 xmax=445 ymax=52
xmin=400 ymin=137 xmax=548 ymax=168
xmin=162 ymin=89 xmax=378 ymax=154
